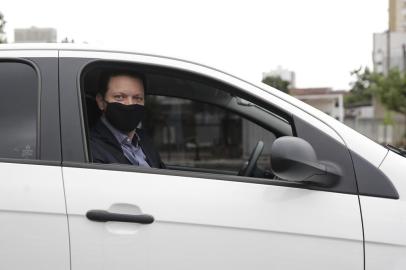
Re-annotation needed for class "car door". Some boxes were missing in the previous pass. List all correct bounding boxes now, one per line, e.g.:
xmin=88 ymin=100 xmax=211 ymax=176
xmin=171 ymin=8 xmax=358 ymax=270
xmin=59 ymin=51 xmax=364 ymax=270
xmin=0 ymin=50 xmax=69 ymax=269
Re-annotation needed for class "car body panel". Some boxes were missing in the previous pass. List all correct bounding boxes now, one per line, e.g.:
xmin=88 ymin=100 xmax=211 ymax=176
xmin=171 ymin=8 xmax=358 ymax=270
xmin=0 ymin=49 xmax=57 ymax=58
xmin=0 ymin=162 xmax=69 ymax=270
xmin=63 ymin=166 xmax=363 ymax=270
xmin=360 ymin=151 xmax=406 ymax=270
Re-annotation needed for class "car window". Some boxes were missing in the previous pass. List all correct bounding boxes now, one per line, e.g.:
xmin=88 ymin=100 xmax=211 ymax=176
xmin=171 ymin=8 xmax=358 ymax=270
xmin=0 ymin=61 xmax=38 ymax=160
xmin=144 ymin=95 xmax=276 ymax=175
xmin=82 ymin=62 xmax=292 ymax=179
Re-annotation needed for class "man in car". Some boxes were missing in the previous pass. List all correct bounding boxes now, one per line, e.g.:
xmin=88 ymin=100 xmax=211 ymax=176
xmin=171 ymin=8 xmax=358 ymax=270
xmin=90 ymin=69 xmax=165 ymax=168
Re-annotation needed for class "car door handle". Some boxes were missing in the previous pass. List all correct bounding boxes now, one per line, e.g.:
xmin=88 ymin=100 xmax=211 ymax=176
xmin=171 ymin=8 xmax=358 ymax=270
xmin=86 ymin=210 xmax=154 ymax=224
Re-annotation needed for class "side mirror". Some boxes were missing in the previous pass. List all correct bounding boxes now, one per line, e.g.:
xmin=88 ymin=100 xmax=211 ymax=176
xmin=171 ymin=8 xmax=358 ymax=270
xmin=270 ymin=136 xmax=341 ymax=187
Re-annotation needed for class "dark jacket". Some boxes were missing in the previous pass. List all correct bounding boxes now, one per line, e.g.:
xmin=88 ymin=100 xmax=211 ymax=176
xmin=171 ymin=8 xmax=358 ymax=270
xmin=89 ymin=119 xmax=165 ymax=169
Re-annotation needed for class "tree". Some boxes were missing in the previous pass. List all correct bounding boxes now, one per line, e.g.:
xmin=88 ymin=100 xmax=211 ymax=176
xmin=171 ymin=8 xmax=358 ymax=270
xmin=347 ymin=67 xmax=406 ymax=114
xmin=0 ymin=12 xmax=6 ymax=44
xmin=345 ymin=67 xmax=374 ymax=107
xmin=347 ymin=67 xmax=406 ymax=125
xmin=371 ymin=68 xmax=406 ymax=114
xmin=262 ymin=75 xmax=290 ymax=93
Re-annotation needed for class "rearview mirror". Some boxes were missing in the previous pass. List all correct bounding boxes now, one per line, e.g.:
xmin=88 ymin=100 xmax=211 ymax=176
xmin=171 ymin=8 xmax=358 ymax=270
xmin=270 ymin=136 xmax=341 ymax=187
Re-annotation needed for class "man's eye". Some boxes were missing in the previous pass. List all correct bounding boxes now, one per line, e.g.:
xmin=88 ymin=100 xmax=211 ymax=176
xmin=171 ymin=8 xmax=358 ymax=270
xmin=134 ymin=96 xmax=144 ymax=102
xmin=114 ymin=95 xmax=124 ymax=100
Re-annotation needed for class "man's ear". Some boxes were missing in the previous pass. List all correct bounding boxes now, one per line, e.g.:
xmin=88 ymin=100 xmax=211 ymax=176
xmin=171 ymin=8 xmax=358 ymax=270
xmin=95 ymin=94 xmax=106 ymax=111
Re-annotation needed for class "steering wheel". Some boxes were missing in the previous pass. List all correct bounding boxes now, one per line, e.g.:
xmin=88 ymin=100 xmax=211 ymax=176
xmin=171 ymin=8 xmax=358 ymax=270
xmin=238 ymin=140 xmax=264 ymax=177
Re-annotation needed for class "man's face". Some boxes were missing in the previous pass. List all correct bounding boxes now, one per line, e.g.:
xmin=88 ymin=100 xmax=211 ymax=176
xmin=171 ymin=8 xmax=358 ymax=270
xmin=97 ymin=75 xmax=145 ymax=111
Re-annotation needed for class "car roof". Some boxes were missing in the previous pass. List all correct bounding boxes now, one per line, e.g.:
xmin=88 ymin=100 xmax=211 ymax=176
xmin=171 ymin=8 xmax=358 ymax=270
xmin=0 ymin=43 xmax=179 ymax=60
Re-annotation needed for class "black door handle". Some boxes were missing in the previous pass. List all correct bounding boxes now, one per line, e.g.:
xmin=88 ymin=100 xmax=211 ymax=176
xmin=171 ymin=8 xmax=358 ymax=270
xmin=86 ymin=210 xmax=154 ymax=224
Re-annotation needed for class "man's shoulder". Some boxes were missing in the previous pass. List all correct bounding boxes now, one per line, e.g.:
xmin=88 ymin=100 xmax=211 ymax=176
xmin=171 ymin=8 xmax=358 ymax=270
xmin=89 ymin=119 xmax=127 ymax=164
xmin=90 ymin=118 xmax=106 ymax=136
xmin=90 ymin=119 xmax=116 ymax=142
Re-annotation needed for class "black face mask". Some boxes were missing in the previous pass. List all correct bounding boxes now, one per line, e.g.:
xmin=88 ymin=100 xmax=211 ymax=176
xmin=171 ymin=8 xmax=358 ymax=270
xmin=104 ymin=102 xmax=146 ymax=133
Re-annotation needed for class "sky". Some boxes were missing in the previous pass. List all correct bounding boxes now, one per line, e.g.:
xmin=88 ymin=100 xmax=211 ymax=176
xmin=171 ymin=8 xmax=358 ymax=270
xmin=2 ymin=0 xmax=388 ymax=90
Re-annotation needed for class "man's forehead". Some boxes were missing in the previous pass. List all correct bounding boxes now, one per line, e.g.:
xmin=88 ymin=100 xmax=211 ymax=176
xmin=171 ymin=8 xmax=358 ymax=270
xmin=109 ymin=75 xmax=143 ymax=84
xmin=106 ymin=77 xmax=144 ymax=95
xmin=108 ymin=76 xmax=144 ymax=90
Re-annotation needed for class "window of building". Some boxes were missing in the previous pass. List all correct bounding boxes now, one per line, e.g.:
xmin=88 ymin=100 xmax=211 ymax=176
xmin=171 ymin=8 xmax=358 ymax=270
xmin=0 ymin=61 xmax=38 ymax=159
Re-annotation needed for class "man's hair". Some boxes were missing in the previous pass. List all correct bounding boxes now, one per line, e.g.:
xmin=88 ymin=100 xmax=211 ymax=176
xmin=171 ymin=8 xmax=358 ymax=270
xmin=98 ymin=69 xmax=146 ymax=97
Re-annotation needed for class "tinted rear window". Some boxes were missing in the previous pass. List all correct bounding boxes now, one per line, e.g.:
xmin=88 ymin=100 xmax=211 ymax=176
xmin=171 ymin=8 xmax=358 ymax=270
xmin=0 ymin=61 xmax=38 ymax=159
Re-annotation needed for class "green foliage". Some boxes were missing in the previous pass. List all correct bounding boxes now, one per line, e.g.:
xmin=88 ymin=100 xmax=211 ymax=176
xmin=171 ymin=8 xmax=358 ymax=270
xmin=371 ymin=68 xmax=406 ymax=114
xmin=347 ymin=67 xmax=406 ymax=115
xmin=345 ymin=67 xmax=374 ymax=107
xmin=0 ymin=12 xmax=6 ymax=44
xmin=383 ymin=110 xmax=395 ymax=125
xmin=262 ymin=75 xmax=290 ymax=93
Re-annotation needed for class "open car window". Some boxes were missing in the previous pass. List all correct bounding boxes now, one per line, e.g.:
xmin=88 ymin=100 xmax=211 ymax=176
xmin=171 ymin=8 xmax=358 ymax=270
xmin=82 ymin=61 xmax=293 ymax=179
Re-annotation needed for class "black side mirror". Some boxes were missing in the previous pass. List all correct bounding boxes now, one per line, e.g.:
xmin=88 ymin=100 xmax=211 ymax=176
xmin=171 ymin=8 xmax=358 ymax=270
xmin=270 ymin=136 xmax=341 ymax=187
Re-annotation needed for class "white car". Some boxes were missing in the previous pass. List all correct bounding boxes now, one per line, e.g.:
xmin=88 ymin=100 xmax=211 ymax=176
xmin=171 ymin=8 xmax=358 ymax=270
xmin=0 ymin=44 xmax=404 ymax=270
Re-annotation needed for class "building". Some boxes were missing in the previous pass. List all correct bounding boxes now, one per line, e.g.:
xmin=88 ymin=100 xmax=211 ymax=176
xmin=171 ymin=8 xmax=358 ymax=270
xmin=290 ymin=87 xmax=345 ymax=122
xmin=14 ymin=27 xmax=57 ymax=43
xmin=373 ymin=31 xmax=406 ymax=74
xmin=262 ymin=66 xmax=296 ymax=88
xmin=389 ymin=0 xmax=406 ymax=32
xmin=367 ymin=0 xmax=406 ymax=145
xmin=373 ymin=0 xmax=406 ymax=74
